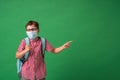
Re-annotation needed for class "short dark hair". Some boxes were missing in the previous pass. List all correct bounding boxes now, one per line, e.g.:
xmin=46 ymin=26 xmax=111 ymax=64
xmin=25 ymin=20 xmax=39 ymax=30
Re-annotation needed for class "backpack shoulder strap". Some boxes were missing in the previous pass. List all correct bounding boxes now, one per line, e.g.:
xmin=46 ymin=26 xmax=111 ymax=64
xmin=24 ymin=37 xmax=30 ymax=60
xmin=41 ymin=37 xmax=46 ymax=57
xmin=17 ymin=37 xmax=30 ymax=77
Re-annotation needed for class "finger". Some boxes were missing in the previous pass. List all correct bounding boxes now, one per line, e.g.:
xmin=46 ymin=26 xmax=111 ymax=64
xmin=66 ymin=41 xmax=72 ymax=44
xmin=68 ymin=40 xmax=72 ymax=43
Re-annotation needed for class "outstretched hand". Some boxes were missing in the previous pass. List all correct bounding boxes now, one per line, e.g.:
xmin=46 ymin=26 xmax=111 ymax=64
xmin=51 ymin=41 xmax=72 ymax=54
xmin=63 ymin=41 xmax=72 ymax=49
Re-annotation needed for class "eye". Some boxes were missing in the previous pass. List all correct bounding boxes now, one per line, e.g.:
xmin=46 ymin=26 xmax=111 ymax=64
xmin=26 ymin=28 xmax=38 ymax=31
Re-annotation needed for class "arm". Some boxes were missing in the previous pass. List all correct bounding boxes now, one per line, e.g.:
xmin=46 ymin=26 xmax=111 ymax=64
xmin=52 ymin=41 xmax=72 ymax=54
xmin=16 ymin=45 xmax=31 ymax=59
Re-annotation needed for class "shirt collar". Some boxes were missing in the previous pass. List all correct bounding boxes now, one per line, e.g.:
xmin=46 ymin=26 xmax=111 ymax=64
xmin=30 ymin=36 xmax=39 ymax=42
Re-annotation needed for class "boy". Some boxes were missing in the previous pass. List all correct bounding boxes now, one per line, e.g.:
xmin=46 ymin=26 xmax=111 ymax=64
xmin=16 ymin=20 xmax=72 ymax=80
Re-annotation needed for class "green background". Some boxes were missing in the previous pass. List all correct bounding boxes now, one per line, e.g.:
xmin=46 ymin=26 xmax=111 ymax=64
xmin=0 ymin=0 xmax=120 ymax=80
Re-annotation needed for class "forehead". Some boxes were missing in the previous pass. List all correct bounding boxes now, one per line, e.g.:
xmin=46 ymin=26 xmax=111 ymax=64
xmin=27 ymin=25 xmax=36 ymax=29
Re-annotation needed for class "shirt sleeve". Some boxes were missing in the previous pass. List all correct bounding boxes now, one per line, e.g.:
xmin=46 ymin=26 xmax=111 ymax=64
xmin=17 ymin=39 xmax=26 ymax=52
xmin=45 ymin=40 xmax=55 ymax=52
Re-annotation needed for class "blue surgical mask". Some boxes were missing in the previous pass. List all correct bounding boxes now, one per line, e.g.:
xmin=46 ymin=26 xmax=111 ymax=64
xmin=26 ymin=31 xmax=38 ymax=39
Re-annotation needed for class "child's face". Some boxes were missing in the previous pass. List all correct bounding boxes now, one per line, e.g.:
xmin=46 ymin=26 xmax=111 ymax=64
xmin=26 ymin=25 xmax=39 ymax=33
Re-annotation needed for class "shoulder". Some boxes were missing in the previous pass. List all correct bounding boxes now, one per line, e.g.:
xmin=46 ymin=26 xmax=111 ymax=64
xmin=40 ymin=37 xmax=46 ymax=39
xmin=19 ymin=38 xmax=26 ymax=45
xmin=39 ymin=37 xmax=47 ymax=41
